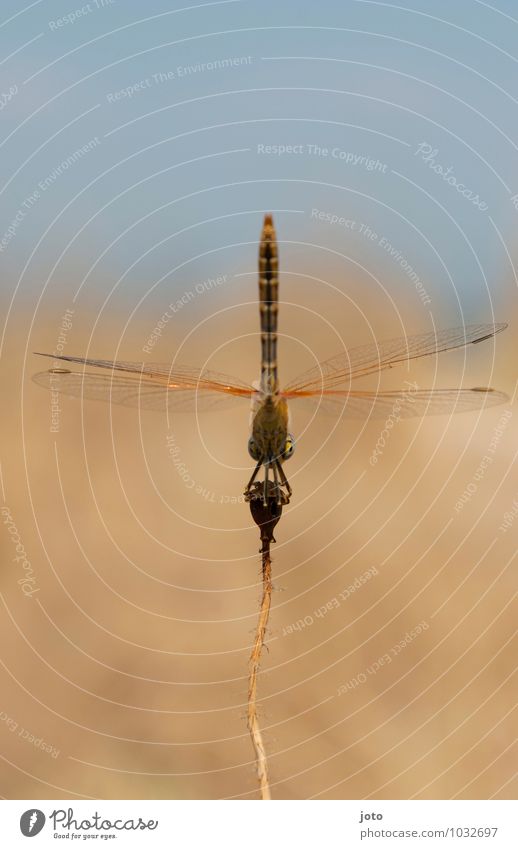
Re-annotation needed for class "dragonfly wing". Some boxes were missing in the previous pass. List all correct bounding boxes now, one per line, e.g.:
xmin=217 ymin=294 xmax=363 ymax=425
xmin=288 ymin=388 xmax=509 ymax=418
xmin=34 ymin=352 xmax=253 ymax=393
xmin=283 ymin=323 xmax=507 ymax=393
xmin=32 ymin=354 xmax=253 ymax=411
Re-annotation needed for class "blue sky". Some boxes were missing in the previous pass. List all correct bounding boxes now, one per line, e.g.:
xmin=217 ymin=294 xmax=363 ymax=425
xmin=1 ymin=0 xmax=517 ymax=376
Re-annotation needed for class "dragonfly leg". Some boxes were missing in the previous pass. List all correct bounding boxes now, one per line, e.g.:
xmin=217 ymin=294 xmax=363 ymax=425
xmin=263 ymin=461 xmax=269 ymax=505
xmin=275 ymin=459 xmax=292 ymax=499
xmin=245 ymin=459 xmax=291 ymax=506
xmin=244 ymin=459 xmax=262 ymax=498
xmin=272 ymin=460 xmax=282 ymax=506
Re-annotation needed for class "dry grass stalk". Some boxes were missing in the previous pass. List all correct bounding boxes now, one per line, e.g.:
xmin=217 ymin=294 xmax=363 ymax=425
xmin=245 ymin=481 xmax=287 ymax=800
xmin=247 ymin=546 xmax=273 ymax=800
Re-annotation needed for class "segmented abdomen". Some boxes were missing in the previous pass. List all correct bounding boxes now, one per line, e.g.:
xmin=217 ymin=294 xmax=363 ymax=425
xmin=258 ymin=214 xmax=279 ymax=393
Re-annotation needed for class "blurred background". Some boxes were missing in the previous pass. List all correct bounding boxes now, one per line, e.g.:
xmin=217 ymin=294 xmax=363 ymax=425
xmin=0 ymin=0 xmax=516 ymax=799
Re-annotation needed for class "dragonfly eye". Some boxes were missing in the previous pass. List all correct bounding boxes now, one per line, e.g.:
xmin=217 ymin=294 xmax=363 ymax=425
xmin=248 ymin=436 xmax=261 ymax=461
xmin=283 ymin=434 xmax=295 ymax=460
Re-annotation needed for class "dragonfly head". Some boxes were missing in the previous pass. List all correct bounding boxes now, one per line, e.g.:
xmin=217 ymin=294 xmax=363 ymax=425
xmin=248 ymin=394 xmax=294 ymax=465
xmin=248 ymin=432 xmax=295 ymax=463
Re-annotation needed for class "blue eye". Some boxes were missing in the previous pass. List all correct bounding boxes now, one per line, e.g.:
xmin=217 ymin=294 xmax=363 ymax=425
xmin=283 ymin=434 xmax=295 ymax=460
xmin=248 ymin=436 xmax=261 ymax=461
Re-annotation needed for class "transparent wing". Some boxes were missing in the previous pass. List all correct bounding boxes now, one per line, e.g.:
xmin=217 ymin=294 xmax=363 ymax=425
xmin=290 ymin=387 xmax=509 ymax=418
xmin=32 ymin=353 xmax=253 ymax=411
xmin=283 ymin=323 xmax=507 ymax=394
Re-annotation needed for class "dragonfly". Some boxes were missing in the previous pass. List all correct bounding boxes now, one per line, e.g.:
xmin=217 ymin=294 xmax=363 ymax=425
xmin=34 ymin=214 xmax=508 ymax=504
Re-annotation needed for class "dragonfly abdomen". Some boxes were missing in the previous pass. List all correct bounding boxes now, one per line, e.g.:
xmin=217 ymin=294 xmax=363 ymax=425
xmin=259 ymin=214 xmax=279 ymax=394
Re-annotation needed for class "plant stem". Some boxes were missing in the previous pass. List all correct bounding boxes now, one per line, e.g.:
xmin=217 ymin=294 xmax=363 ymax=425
xmin=247 ymin=547 xmax=272 ymax=800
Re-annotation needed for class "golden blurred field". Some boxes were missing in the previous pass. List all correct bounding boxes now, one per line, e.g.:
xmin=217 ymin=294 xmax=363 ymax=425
xmin=0 ymin=293 xmax=516 ymax=800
